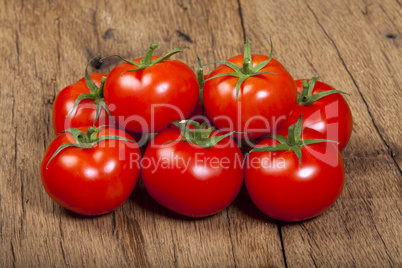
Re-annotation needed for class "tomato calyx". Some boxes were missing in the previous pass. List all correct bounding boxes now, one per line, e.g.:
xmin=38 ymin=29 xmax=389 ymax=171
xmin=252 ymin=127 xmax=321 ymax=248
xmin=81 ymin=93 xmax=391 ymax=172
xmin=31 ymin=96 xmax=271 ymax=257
xmin=203 ymin=36 xmax=278 ymax=101
xmin=297 ymin=77 xmax=347 ymax=106
xmin=66 ymin=57 xmax=114 ymax=124
xmin=46 ymin=126 xmax=135 ymax=169
xmin=250 ymin=115 xmax=338 ymax=166
xmin=163 ymin=120 xmax=241 ymax=148
xmin=197 ymin=56 xmax=205 ymax=113
xmin=100 ymin=42 xmax=188 ymax=74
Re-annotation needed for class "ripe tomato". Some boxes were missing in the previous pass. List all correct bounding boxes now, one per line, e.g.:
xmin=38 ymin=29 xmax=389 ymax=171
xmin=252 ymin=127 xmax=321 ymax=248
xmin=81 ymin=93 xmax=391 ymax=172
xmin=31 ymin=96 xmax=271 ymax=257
xmin=245 ymin=119 xmax=345 ymax=222
xmin=141 ymin=121 xmax=244 ymax=217
xmin=41 ymin=126 xmax=141 ymax=216
xmin=53 ymin=73 xmax=113 ymax=134
xmin=203 ymin=39 xmax=297 ymax=138
xmin=104 ymin=44 xmax=199 ymax=133
xmin=284 ymin=79 xmax=353 ymax=151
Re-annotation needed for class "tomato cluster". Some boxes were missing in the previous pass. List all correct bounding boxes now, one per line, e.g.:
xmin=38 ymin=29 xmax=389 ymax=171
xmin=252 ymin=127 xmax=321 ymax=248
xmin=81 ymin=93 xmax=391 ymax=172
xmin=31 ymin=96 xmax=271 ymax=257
xmin=41 ymin=38 xmax=352 ymax=221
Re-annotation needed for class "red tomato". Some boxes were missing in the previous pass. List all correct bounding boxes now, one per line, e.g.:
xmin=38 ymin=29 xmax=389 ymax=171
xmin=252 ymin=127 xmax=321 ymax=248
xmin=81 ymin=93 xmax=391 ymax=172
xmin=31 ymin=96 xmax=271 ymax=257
xmin=245 ymin=127 xmax=345 ymax=221
xmin=52 ymin=73 xmax=113 ymax=134
xmin=104 ymin=57 xmax=198 ymax=133
xmin=285 ymin=79 xmax=353 ymax=151
xmin=203 ymin=55 xmax=297 ymax=138
xmin=41 ymin=127 xmax=141 ymax=216
xmin=141 ymin=126 xmax=244 ymax=217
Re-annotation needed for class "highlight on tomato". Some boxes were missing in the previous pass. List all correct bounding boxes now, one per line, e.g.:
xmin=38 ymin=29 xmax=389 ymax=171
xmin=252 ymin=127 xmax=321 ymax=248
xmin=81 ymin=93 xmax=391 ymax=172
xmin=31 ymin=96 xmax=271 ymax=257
xmin=245 ymin=115 xmax=345 ymax=222
xmin=103 ymin=43 xmax=199 ymax=133
xmin=52 ymin=58 xmax=114 ymax=135
xmin=202 ymin=37 xmax=297 ymax=139
xmin=41 ymin=126 xmax=141 ymax=216
xmin=141 ymin=120 xmax=244 ymax=217
xmin=284 ymin=77 xmax=353 ymax=151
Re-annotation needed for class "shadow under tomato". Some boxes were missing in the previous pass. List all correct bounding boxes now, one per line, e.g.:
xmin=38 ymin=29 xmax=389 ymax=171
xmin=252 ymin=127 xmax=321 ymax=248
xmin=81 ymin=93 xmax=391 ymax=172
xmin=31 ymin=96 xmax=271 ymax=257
xmin=58 ymin=205 xmax=113 ymax=219
xmin=128 ymin=177 xmax=216 ymax=222
xmin=232 ymin=183 xmax=329 ymax=226
xmin=129 ymin=177 xmax=279 ymax=224
xmin=230 ymin=183 xmax=278 ymax=225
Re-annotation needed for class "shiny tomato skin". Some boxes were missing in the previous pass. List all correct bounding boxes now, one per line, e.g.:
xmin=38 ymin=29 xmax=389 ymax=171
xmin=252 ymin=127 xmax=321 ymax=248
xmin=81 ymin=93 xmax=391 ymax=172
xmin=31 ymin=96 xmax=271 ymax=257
xmin=52 ymin=73 xmax=112 ymax=135
xmin=203 ymin=55 xmax=297 ymax=139
xmin=104 ymin=56 xmax=199 ymax=133
xmin=245 ymin=128 xmax=345 ymax=222
xmin=41 ymin=127 xmax=141 ymax=216
xmin=285 ymin=80 xmax=353 ymax=151
xmin=141 ymin=128 xmax=244 ymax=217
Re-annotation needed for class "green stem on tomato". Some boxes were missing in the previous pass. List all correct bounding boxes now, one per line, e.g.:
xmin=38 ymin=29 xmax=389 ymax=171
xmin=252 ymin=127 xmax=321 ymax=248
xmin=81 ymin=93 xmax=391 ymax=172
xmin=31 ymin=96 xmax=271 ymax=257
xmin=163 ymin=120 xmax=247 ymax=148
xmin=203 ymin=35 xmax=278 ymax=102
xmin=46 ymin=126 xmax=135 ymax=169
xmin=296 ymin=77 xmax=348 ymax=106
xmin=250 ymin=115 xmax=339 ymax=166
xmin=66 ymin=57 xmax=113 ymax=125
xmin=142 ymin=43 xmax=159 ymax=65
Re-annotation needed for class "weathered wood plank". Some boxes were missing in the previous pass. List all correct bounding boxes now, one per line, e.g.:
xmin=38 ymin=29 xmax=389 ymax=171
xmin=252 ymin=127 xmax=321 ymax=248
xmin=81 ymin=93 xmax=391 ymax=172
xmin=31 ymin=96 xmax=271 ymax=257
xmin=0 ymin=1 xmax=128 ymax=267
xmin=0 ymin=0 xmax=21 ymax=266
xmin=1 ymin=0 xmax=400 ymax=267
xmin=97 ymin=0 xmax=241 ymax=266
xmin=239 ymin=0 xmax=401 ymax=266
xmin=0 ymin=0 xmax=284 ymax=267
xmin=307 ymin=0 xmax=402 ymax=168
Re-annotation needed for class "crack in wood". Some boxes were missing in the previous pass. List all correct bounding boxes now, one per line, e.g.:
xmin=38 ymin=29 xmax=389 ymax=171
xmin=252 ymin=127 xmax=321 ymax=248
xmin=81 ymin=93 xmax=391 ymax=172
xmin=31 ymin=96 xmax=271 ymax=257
xmin=152 ymin=210 xmax=159 ymax=241
xmin=11 ymin=241 xmax=16 ymax=268
xmin=176 ymin=30 xmax=193 ymax=43
xmin=58 ymin=215 xmax=68 ymax=266
xmin=15 ymin=32 xmax=20 ymax=72
xmin=306 ymin=3 xmax=401 ymax=174
xmin=56 ymin=17 xmax=61 ymax=72
xmin=236 ymin=0 xmax=246 ymax=40
xmin=304 ymin=56 xmax=319 ymax=76
xmin=226 ymin=208 xmax=237 ymax=267
xmin=19 ymin=170 xmax=25 ymax=236
xmin=277 ymin=222 xmax=288 ymax=268
xmin=299 ymin=223 xmax=329 ymax=267
xmin=112 ymin=211 xmax=116 ymax=236
xmin=310 ymin=253 xmax=318 ymax=268
xmin=11 ymin=79 xmax=25 ymax=238
xmin=169 ymin=224 xmax=178 ymax=268
xmin=300 ymin=223 xmax=319 ymax=250
xmin=372 ymin=224 xmax=393 ymax=266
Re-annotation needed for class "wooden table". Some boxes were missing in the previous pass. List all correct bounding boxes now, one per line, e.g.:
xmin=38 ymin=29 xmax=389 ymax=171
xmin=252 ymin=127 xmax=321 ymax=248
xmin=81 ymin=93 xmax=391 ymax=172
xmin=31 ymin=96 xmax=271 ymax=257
xmin=1 ymin=0 xmax=401 ymax=267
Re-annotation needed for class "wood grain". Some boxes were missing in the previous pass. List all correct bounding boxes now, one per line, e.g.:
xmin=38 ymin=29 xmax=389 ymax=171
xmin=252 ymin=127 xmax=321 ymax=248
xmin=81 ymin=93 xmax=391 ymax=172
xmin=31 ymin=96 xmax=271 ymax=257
xmin=239 ymin=0 xmax=401 ymax=266
xmin=0 ymin=0 xmax=400 ymax=267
